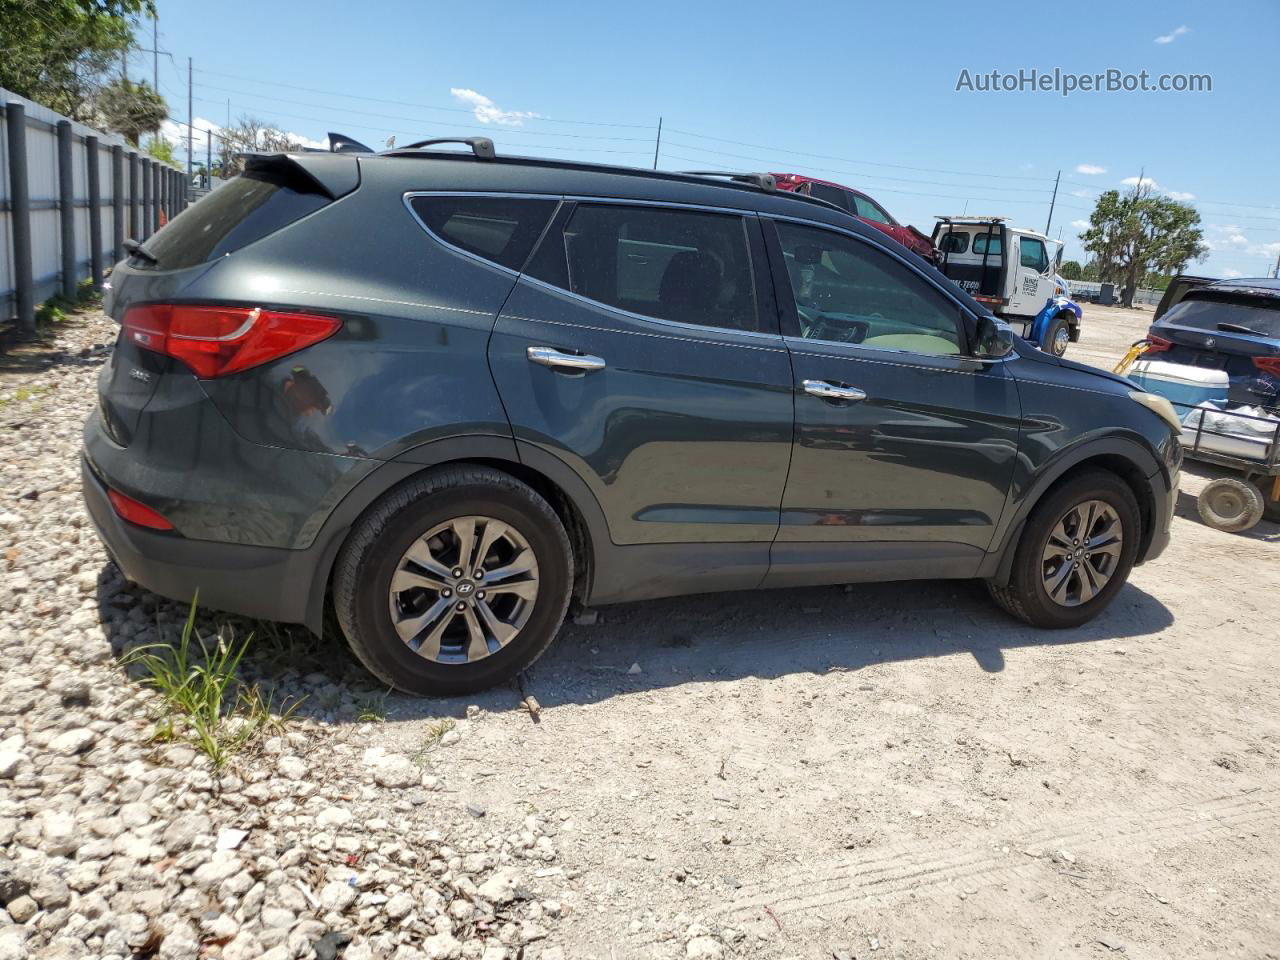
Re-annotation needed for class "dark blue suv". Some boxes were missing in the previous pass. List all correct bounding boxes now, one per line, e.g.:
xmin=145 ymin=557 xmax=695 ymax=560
xmin=84 ymin=140 xmax=1181 ymax=695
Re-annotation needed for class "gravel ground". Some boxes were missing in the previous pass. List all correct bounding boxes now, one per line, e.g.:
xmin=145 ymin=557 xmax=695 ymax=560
xmin=1 ymin=303 xmax=1277 ymax=960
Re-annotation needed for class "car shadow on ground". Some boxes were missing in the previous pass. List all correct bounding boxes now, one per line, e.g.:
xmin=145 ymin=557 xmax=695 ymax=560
xmin=97 ymin=565 xmax=1174 ymax=728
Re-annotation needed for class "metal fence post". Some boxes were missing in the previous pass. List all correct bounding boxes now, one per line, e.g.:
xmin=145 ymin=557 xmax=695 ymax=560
xmin=57 ymin=120 xmax=77 ymax=299
xmin=158 ymin=163 xmax=167 ymax=226
xmin=111 ymin=145 xmax=124 ymax=264
xmin=87 ymin=136 xmax=103 ymax=289
xmin=6 ymin=101 xmax=35 ymax=336
xmin=129 ymin=151 xmax=140 ymax=241
xmin=141 ymin=157 xmax=152 ymax=239
xmin=154 ymin=163 xmax=163 ymax=232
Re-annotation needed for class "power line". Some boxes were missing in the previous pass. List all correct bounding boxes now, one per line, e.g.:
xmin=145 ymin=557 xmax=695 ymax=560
xmin=661 ymin=140 xmax=1055 ymax=194
xmin=193 ymin=82 xmax=652 ymax=142
xmin=665 ymin=127 xmax=1056 ymax=182
xmin=192 ymin=66 xmax=655 ymax=130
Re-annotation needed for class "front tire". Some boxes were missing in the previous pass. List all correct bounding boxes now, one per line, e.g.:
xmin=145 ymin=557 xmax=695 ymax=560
xmin=1046 ymin=315 xmax=1071 ymax=357
xmin=987 ymin=470 xmax=1141 ymax=628
xmin=333 ymin=466 xmax=573 ymax=696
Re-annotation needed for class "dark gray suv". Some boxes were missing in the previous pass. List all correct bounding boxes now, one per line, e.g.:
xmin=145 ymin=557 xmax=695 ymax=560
xmin=84 ymin=140 xmax=1182 ymax=696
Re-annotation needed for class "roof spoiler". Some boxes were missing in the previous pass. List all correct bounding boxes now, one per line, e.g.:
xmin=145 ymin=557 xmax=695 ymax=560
xmin=243 ymin=152 xmax=360 ymax=199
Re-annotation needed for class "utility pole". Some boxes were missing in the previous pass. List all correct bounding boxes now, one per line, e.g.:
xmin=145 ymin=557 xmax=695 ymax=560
xmin=652 ymin=117 xmax=662 ymax=170
xmin=152 ymin=15 xmax=158 ymax=89
xmin=187 ymin=57 xmax=194 ymax=186
xmin=207 ymin=128 xmax=212 ymax=183
xmin=1273 ymin=249 xmax=1280 ymax=279
xmin=1045 ymin=169 xmax=1060 ymax=234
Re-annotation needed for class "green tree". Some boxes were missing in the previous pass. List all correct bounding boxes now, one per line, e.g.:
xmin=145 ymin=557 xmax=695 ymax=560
xmin=98 ymin=77 xmax=167 ymax=144
xmin=144 ymin=134 xmax=174 ymax=164
xmin=0 ymin=0 xmax=152 ymax=119
xmin=1058 ymin=260 xmax=1083 ymax=281
xmin=1080 ymin=186 xmax=1207 ymax=307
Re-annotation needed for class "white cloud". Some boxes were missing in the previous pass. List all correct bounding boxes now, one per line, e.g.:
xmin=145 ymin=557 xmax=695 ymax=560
xmin=1121 ymin=175 xmax=1160 ymax=191
xmin=1222 ymin=268 xmax=1244 ymax=278
xmin=1167 ymin=190 xmax=1195 ymax=202
xmin=450 ymin=88 xmax=541 ymax=127
xmin=1154 ymin=24 xmax=1189 ymax=44
xmin=1071 ymin=219 xmax=1090 ymax=230
xmin=1070 ymin=189 xmax=1095 ymax=198
xmin=1075 ymin=164 xmax=1106 ymax=175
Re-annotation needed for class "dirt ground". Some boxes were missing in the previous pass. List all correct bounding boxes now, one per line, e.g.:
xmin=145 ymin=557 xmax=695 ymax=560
xmin=363 ymin=301 xmax=1280 ymax=958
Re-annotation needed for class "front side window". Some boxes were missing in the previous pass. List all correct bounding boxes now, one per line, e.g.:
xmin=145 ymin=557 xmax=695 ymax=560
xmin=1019 ymin=237 xmax=1049 ymax=273
xmin=973 ymin=232 xmax=1003 ymax=257
xmin=853 ymin=194 xmax=892 ymax=225
xmin=410 ymin=195 xmax=557 ymax=271
xmin=529 ymin=203 xmax=760 ymax=333
xmin=775 ymin=221 xmax=964 ymax=356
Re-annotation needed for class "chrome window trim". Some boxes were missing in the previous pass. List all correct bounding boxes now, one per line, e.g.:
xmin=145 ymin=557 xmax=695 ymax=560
xmin=764 ymin=212 xmax=1015 ymax=364
xmin=402 ymin=191 xmax=564 ymax=278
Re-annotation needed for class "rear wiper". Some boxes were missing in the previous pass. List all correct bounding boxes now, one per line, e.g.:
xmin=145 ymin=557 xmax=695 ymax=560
xmin=122 ymin=238 xmax=158 ymax=265
xmin=1216 ymin=322 xmax=1268 ymax=336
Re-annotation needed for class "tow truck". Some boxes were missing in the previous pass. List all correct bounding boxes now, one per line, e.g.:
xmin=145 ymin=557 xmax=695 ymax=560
xmin=932 ymin=216 xmax=1082 ymax=356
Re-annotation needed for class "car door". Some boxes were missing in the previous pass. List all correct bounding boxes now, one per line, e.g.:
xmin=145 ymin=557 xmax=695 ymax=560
xmin=1009 ymin=236 xmax=1052 ymax=316
xmin=760 ymin=217 xmax=1022 ymax=587
xmin=487 ymin=198 xmax=794 ymax=564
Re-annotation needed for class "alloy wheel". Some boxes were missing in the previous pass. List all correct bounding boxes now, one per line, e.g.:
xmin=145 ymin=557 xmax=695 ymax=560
xmin=1040 ymin=499 xmax=1123 ymax=607
xmin=387 ymin=515 xmax=540 ymax=663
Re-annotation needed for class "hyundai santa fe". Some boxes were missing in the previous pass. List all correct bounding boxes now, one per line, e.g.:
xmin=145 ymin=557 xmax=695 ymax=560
xmin=84 ymin=139 xmax=1182 ymax=696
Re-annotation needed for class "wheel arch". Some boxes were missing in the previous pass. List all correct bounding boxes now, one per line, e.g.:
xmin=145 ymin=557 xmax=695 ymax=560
xmin=301 ymin=437 xmax=606 ymax=634
xmin=984 ymin=439 xmax=1159 ymax=586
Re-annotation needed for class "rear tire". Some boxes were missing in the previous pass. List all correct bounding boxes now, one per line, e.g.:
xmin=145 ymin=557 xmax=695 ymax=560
xmin=987 ymin=470 xmax=1141 ymax=629
xmin=1197 ymin=477 xmax=1264 ymax=532
xmin=333 ymin=465 xmax=573 ymax=696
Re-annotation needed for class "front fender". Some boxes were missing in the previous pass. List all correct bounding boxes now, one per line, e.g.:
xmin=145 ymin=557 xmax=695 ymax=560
xmin=1029 ymin=296 xmax=1083 ymax=347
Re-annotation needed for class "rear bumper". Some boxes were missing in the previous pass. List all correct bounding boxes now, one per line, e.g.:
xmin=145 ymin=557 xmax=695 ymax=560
xmin=83 ymin=456 xmax=316 ymax=626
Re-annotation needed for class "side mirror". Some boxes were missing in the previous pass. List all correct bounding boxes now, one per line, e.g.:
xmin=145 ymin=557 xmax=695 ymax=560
xmin=1054 ymin=245 xmax=1064 ymax=268
xmin=973 ymin=314 xmax=1016 ymax=360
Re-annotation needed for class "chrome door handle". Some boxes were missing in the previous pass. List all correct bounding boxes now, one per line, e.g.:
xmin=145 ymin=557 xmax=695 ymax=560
xmin=527 ymin=346 xmax=606 ymax=372
xmin=802 ymin=379 xmax=866 ymax=402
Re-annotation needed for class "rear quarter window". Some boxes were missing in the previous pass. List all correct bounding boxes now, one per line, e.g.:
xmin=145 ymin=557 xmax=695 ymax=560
xmin=408 ymin=195 xmax=558 ymax=271
xmin=140 ymin=170 xmax=330 ymax=270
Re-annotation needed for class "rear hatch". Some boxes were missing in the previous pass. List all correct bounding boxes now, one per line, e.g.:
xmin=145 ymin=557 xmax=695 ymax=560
xmin=99 ymin=155 xmax=351 ymax=445
xmin=1149 ymin=288 xmax=1280 ymax=407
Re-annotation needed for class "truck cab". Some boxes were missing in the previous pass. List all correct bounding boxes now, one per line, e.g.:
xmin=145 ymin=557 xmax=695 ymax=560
xmin=932 ymin=217 xmax=1082 ymax=356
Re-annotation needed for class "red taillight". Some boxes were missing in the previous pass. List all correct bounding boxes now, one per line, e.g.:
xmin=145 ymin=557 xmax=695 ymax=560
xmin=1254 ymin=356 xmax=1280 ymax=376
xmin=1142 ymin=335 xmax=1173 ymax=355
xmin=108 ymin=489 xmax=174 ymax=531
xmin=122 ymin=304 xmax=341 ymax=379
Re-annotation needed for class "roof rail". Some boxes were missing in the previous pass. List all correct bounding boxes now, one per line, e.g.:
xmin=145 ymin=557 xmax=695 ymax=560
xmin=394 ymin=136 xmax=496 ymax=160
xmin=679 ymin=171 xmax=776 ymax=192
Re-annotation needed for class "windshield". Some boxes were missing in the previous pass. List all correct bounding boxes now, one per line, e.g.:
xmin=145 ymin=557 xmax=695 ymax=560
xmin=1162 ymin=297 xmax=1280 ymax=339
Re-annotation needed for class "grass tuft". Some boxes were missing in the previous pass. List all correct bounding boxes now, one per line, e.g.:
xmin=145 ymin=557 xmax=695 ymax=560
xmin=124 ymin=597 xmax=301 ymax=769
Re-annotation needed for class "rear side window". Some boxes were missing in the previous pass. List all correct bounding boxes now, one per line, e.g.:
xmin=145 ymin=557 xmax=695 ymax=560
xmin=140 ymin=170 xmax=330 ymax=269
xmin=409 ymin=195 xmax=557 ymax=271
xmin=527 ymin=203 xmax=760 ymax=333
xmin=808 ymin=182 xmax=853 ymax=213
xmin=939 ymin=232 xmax=969 ymax=254
xmin=973 ymin=233 xmax=1003 ymax=256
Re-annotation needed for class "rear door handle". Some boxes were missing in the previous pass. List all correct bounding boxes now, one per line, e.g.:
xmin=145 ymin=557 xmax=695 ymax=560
xmin=527 ymin=346 xmax=606 ymax=372
xmin=802 ymin=379 xmax=866 ymax=402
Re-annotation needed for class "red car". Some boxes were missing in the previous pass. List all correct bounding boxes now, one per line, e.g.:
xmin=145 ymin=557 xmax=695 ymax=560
xmin=772 ymin=173 xmax=937 ymax=262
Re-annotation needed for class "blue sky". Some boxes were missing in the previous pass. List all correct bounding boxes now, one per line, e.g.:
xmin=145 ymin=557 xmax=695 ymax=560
xmin=148 ymin=0 xmax=1279 ymax=278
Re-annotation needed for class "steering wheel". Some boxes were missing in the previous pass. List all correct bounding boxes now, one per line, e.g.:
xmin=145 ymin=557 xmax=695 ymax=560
xmin=798 ymin=305 xmax=870 ymax=344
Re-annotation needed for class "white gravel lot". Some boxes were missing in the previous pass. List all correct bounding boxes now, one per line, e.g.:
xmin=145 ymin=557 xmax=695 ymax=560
xmin=1 ymin=302 xmax=1277 ymax=960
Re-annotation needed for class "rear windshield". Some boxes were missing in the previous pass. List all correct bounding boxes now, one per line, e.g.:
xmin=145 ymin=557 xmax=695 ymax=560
xmin=138 ymin=170 xmax=329 ymax=270
xmin=1163 ymin=297 xmax=1280 ymax=339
